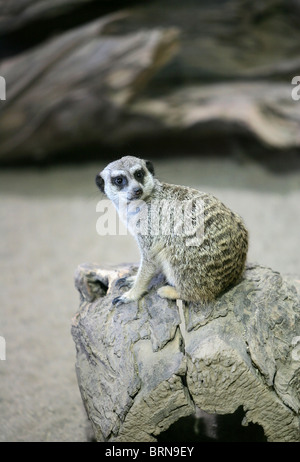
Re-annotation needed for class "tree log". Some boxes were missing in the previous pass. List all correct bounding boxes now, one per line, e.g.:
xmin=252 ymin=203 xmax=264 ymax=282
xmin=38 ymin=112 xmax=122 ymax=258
xmin=131 ymin=82 xmax=300 ymax=149
xmin=0 ymin=13 xmax=178 ymax=161
xmin=71 ymin=262 xmax=300 ymax=442
xmin=1 ymin=0 xmax=300 ymax=161
xmin=0 ymin=0 xmax=95 ymax=34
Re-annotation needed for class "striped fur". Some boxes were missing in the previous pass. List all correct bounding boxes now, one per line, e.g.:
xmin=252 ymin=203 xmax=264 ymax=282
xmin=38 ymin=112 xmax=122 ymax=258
xmin=147 ymin=182 xmax=248 ymax=302
xmin=97 ymin=156 xmax=248 ymax=305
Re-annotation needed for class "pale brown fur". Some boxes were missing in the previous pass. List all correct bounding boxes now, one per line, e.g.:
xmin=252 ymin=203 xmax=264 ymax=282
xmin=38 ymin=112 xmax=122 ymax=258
xmin=96 ymin=156 xmax=248 ymax=305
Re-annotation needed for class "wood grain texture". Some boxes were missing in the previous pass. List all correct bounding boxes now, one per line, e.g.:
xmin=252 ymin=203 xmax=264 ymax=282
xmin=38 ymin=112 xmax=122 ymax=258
xmin=72 ymin=262 xmax=300 ymax=442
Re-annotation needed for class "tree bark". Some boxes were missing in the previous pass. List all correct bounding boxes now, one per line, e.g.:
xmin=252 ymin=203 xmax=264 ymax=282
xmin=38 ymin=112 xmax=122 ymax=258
xmin=72 ymin=262 xmax=300 ymax=442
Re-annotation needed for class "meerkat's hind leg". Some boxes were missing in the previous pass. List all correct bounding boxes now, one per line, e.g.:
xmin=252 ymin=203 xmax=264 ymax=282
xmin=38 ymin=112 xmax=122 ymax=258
xmin=157 ymin=285 xmax=181 ymax=300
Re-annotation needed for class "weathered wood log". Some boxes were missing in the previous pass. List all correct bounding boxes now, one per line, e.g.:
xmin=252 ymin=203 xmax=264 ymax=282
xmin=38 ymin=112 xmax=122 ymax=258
xmin=0 ymin=0 xmax=92 ymax=34
xmin=131 ymin=82 xmax=300 ymax=149
xmin=0 ymin=13 xmax=178 ymax=161
xmin=71 ymin=262 xmax=300 ymax=442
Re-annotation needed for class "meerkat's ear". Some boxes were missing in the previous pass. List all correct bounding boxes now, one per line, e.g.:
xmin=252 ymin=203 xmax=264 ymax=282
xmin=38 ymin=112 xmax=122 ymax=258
xmin=145 ymin=160 xmax=155 ymax=176
xmin=95 ymin=173 xmax=105 ymax=193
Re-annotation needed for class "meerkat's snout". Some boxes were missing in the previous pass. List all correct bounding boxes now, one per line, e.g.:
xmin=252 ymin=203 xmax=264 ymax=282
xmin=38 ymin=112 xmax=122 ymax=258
xmin=128 ymin=185 xmax=143 ymax=201
xmin=133 ymin=187 xmax=142 ymax=196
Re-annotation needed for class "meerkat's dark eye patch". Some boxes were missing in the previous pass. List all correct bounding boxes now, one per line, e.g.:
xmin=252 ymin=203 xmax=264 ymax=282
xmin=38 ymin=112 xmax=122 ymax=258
xmin=112 ymin=175 xmax=128 ymax=189
xmin=134 ymin=169 xmax=145 ymax=184
xmin=145 ymin=160 xmax=154 ymax=176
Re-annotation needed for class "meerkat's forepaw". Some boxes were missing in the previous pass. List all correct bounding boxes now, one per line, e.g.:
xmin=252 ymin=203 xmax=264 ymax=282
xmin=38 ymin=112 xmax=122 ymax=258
xmin=112 ymin=295 xmax=126 ymax=306
xmin=112 ymin=288 xmax=142 ymax=306
xmin=115 ymin=275 xmax=136 ymax=290
xmin=112 ymin=294 xmax=132 ymax=306
xmin=157 ymin=285 xmax=180 ymax=300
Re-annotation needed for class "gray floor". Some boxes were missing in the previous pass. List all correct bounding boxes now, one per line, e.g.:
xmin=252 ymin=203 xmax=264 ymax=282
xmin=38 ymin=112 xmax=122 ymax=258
xmin=0 ymin=155 xmax=299 ymax=441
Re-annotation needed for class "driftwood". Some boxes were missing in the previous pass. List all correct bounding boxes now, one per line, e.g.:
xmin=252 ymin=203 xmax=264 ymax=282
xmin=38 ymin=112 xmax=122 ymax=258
xmin=71 ymin=262 xmax=300 ymax=442
xmin=131 ymin=82 xmax=300 ymax=150
xmin=1 ymin=0 xmax=300 ymax=161
xmin=0 ymin=0 xmax=91 ymax=34
xmin=0 ymin=13 xmax=178 ymax=160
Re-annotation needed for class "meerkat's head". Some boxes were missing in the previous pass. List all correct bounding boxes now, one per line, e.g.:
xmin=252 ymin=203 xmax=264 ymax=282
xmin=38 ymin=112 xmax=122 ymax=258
xmin=96 ymin=156 xmax=155 ymax=205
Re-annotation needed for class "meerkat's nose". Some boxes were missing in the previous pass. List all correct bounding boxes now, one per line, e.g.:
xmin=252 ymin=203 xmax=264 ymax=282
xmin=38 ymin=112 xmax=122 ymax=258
xmin=133 ymin=187 xmax=142 ymax=197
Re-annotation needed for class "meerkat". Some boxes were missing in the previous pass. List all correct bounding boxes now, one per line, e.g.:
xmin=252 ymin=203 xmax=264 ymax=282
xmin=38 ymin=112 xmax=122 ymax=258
xmin=96 ymin=156 xmax=248 ymax=306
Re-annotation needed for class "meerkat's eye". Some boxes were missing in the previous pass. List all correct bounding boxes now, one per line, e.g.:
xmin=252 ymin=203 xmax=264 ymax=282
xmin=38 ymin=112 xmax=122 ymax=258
xmin=134 ymin=169 xmax=145 ymax=182
xmin=113 ymin=175 xmax=127 ymax=188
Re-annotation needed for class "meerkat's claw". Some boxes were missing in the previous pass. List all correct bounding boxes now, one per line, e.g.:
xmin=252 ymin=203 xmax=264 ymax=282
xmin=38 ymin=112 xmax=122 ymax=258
xmin=115 ymin=276 xmax=135 ymax=290
xmin=112 ymin=291 xmax=137 ymax=306
xmin=112 ymin=295 xmax=132 ymax=306
xmin=112 ymin=296 xmax=124 ymax=306
xmin=115 ymin=277 xmax=129 ymax=289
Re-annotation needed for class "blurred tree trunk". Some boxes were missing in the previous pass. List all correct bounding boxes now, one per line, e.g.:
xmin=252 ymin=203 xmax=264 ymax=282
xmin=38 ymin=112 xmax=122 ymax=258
xmin=0 ymin=0 xmax=300 ymax=161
